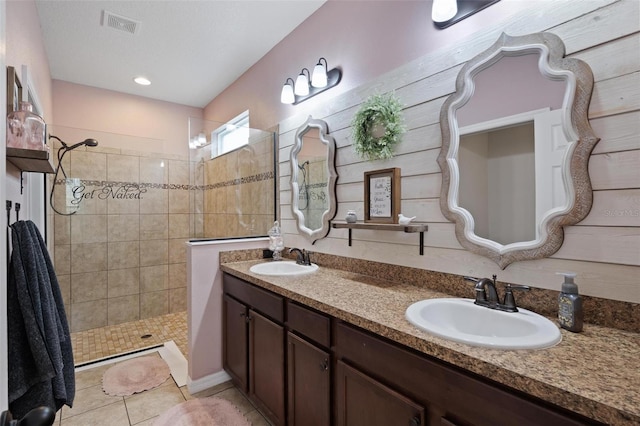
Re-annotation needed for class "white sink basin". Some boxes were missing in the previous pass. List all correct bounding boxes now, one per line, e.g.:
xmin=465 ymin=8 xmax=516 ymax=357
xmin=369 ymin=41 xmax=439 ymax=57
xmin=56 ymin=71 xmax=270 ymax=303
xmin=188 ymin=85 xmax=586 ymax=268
xmin=405 ymin=298 xmax=561 ymax=350
xmin=249 ymin=261 xmax=319 ymax=276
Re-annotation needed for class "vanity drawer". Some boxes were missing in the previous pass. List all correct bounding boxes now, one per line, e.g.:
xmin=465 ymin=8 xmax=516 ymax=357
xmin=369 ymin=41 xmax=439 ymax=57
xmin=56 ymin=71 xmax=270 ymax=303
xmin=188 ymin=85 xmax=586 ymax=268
xmin=287 ymin=301 xmax=331 ymax=348
xmin=223 ymin=273 xmax=284 ymax=323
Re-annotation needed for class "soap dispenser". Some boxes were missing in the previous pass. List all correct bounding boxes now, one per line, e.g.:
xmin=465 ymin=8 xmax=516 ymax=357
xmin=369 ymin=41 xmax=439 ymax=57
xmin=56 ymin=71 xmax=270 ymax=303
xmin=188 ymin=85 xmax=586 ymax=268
xmin=557 ymin=272 xmax=583 ymax=332
xmin=268 ymin=221 xmax=284 ymax=261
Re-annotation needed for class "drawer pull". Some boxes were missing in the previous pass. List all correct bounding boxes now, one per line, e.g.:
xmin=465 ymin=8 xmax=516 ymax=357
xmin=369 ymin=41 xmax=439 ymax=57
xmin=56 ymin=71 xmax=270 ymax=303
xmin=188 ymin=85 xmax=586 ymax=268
xmin=410 ymin=416 xmax=421 ymax=426
xmin=320 ymin=359 xmax=329 ymax=371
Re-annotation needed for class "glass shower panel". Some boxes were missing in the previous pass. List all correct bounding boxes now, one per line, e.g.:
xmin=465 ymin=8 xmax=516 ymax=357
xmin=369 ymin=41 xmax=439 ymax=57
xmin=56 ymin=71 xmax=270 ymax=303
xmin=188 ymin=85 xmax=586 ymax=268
xmin=188 ymin=117 xmax=276 ymax=241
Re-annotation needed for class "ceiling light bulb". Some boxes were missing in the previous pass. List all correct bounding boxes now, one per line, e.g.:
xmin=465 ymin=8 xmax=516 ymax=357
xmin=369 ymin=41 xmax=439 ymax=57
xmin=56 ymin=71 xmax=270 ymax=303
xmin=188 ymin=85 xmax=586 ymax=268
xmin=134 ymin=76 xmax=151 ymax=86
xmin=311 ymin=58 xmax=328 ymax=88
xmin=432 ymin=0 xmax=458 ymax=23
xmin=294 ymin=69 xmax=310 ymax=96
xmin=280 ymin=79 xmax=295 ymax=104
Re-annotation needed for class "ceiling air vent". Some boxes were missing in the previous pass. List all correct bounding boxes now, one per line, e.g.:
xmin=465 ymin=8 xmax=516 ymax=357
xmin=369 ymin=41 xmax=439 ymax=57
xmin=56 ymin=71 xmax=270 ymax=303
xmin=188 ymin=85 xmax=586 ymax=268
xmin=102 ymin=10 xmax=141 ymax=35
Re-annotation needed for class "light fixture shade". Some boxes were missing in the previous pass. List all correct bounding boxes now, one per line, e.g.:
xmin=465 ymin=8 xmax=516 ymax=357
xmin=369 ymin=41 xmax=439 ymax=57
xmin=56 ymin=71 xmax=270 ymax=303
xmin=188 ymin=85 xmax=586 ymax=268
xmin=294 ymin=70 xmax=310 ymax=96
xmin=311 ymin=60 xmax=328 ymax=88
xmin=432 ymin=0 xmax=458 ymax=23
xmin=280 ymin=80 xmax=295 ymax=104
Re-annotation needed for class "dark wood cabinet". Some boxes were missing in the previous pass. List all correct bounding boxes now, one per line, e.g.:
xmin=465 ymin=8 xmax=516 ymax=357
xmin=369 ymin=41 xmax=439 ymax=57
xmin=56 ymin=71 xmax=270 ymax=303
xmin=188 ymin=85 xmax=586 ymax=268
xmin=223 ymin=274 xmax=285 ymax=426
xmin=222 ymin=294 xmax=248 ymax=391
xmin=336 ymin=360 xmax=424 ymax=426
xmin=223 ymin=272 xmax=597 ymax=426
xmin=287 ymin=332 xmax=331 ymax=426
xmin=249 ymin=310 xmax=286 ymax=425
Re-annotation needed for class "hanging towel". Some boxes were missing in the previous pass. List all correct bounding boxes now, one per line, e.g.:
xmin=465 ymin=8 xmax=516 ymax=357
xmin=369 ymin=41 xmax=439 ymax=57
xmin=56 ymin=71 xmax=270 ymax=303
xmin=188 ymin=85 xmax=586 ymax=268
xmin=7 ymin=220 xmax=75 ymax=418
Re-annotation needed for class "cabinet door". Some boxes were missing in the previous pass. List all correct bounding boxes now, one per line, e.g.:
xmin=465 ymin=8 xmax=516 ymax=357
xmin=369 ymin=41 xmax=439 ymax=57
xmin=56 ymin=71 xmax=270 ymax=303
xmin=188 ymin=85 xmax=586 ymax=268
xmin=223 ymin=295 xmax=248 ymax=392
xmin=288 ymin=332 xmax=331 ymax=426
xmin=336 ymin=360 xmax=424 ymax=426
xmin=249 ymin=310 xmax=285 ymax=426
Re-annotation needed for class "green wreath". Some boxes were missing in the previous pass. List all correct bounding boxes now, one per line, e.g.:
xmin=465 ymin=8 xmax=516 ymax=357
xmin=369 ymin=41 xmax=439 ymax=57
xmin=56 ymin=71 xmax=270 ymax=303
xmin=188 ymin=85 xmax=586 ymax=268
xmin=352 ymin=93 xmax=405 ymax=161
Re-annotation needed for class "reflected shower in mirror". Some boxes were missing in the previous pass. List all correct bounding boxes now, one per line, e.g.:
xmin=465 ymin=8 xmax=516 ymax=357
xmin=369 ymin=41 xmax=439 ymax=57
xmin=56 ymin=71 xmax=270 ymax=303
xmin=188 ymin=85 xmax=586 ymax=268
xmin=438 ymin=32 xmax=600 ymax=269
xmin=291 ymin=116 xmax=338 ymax=244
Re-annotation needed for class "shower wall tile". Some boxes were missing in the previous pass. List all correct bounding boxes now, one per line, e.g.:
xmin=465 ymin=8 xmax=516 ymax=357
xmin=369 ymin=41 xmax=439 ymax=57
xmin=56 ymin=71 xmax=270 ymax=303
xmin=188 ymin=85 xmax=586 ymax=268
xmin=140 ymin=188 xmax=168 ymax=214
xmin=140 ymin=265 xmax=168 ymax=293
xmin=54 ymin=245 xmax=71 ymax=275
xmin=140 ymin=214 xmax=168 ymax=240
xmin=71 ymin=242 xmax=107 ymax=273
xmin=108 ymin=241 xmax=140 ymax=269
xmin=54 ymin=215 xmax=71 ymax=245
xmin=168 ymin=214 xmax=189 ymax=239
xmin=140 ymin=240 xmax=168 ymax=266
xmin=71 ymin=271 xmax=108 ymax=303
xmin=70 ymin=151 xmax=107 ymax=181
xmin=168 ymin=239 xmax=187 ymax=264
xmin=169 ymin=287 xmax=187 ymax=313
xmin=168 ymin=263 xmax=186 ymax=289
xmin=140 ymin=290 xmax=169 ymax=319
xmin=108 ymin=214 xmax=140 ymax=242
xmin=108 ymin=267 xmax=140 ymax=297
xmin=108 ymin=154 xmax=139 ymax=182
xmin=108 ymin=295 xmax=140 ymax=325
xmin=58 ymin=274 xmax=71 ymax=307
xmin=71 ymin=214 xmax=107 ymax=244
xmin=140 ymin=157 xmax=168 ymax=184
xmin=71 ymin=299 xmax=107 ymax=332
xmin=169 ymin=160 xmax=189 ymax=185
xmin=168 ymin=190 xmax=190 ymax=214
xmin=107 ymin=195 xmax=140 ymax=215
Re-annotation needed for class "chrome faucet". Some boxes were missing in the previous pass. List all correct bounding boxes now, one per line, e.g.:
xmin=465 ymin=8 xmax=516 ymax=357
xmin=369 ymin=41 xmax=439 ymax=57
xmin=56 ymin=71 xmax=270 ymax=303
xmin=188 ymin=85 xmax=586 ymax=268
xmin=288 ymin=248 xmax=312 ymax=266
xmin=464 ymin=275 xmax=530 ymax=312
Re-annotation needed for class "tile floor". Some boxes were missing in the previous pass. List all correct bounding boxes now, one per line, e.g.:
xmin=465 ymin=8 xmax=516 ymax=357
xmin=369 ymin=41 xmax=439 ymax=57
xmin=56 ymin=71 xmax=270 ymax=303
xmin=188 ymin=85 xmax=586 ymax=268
xmin=58 ymin=312 xmax=270 ymax=425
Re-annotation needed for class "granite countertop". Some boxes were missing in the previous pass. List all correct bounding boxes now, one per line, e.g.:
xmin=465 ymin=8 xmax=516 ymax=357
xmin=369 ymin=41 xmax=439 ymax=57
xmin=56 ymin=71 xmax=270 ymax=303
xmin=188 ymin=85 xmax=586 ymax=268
xmin=221 ymin=260 xmax=640 ymax=425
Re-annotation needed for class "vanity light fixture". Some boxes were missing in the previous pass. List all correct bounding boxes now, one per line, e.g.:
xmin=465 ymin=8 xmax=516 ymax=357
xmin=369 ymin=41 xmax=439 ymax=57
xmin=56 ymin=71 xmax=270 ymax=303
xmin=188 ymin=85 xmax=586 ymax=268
xmin=280 ymin=57 xmax=342 ymax=105
xmin=134 ymin=76 xmax=151 ymax=86
xmin=311 ymin=58 xmax=329 ymax=88
xmin=432 ymin=0 xmax=501 ymax=29
xmin=294 ymin=68 xmax=311 ymax=96
xmin=280 ymin=78 xmax=295 ymax=104
xmin=432 ymin=0 xmax=457 ymax=23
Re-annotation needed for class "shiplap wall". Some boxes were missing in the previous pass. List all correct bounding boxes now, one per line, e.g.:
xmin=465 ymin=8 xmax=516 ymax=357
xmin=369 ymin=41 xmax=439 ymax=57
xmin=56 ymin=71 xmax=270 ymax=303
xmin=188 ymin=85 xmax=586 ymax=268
xmin=278 ymin=0 xmax=640 ymax=303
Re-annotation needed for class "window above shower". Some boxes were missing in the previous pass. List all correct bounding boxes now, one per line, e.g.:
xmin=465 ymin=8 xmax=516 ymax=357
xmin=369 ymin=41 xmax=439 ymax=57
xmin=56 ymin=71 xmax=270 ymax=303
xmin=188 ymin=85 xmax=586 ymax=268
xmin=211 ymin=110 xmax=250 ymax=159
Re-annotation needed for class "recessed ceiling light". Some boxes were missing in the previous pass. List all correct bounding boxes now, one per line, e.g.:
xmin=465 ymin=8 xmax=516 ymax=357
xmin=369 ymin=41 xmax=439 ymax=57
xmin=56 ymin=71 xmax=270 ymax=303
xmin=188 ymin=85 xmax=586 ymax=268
xmin=134 ymin=76 xmax=151 ymax=86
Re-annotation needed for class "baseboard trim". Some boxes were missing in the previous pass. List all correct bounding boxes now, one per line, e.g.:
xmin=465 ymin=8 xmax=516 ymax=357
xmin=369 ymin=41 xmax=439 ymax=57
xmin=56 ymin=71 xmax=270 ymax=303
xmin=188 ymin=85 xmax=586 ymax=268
xmin=187 ymin=370 xmax=232 ymax=394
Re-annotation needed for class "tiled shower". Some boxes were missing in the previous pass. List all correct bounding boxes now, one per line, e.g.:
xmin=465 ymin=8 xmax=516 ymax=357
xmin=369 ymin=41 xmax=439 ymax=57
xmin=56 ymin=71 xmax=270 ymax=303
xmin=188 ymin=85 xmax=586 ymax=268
xmin=50 ymin=124 xmax=276 ymax=333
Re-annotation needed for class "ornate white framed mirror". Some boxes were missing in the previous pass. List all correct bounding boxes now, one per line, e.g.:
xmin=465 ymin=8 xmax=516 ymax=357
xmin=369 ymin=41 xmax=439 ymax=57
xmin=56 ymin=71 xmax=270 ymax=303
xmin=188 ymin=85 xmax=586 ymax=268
xmin=437 ymin=32 xmax=600 ymax=269
xmin=290 ymin=116 xmax=338 ymax=244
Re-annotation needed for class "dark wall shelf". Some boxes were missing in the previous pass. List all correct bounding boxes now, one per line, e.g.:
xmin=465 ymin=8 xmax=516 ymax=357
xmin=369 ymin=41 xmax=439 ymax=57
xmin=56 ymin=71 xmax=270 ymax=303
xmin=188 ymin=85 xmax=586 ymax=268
xmin=332 ymin=221 xmax=428 ymax=255
xmin=6 ymin=147 xmax=54 ymax=174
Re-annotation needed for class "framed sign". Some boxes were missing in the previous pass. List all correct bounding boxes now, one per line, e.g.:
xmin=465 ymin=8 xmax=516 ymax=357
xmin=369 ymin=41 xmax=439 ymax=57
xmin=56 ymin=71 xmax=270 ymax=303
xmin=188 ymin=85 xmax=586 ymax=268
xmin=364 ymin=167 xmax=401 ymax=223
xmin=6 ymin=66 xmax=22 ymax=114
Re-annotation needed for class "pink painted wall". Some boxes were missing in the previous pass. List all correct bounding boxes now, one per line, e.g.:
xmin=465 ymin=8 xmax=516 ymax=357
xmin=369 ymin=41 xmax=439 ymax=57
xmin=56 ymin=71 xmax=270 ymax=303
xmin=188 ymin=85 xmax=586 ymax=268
xmin=52 ymin=80 xmax=203 ymax=157
xmin=6 ymin=0 xmax=53 ymax=121
xmin=203 ymin=0 xmax=531 ymax=129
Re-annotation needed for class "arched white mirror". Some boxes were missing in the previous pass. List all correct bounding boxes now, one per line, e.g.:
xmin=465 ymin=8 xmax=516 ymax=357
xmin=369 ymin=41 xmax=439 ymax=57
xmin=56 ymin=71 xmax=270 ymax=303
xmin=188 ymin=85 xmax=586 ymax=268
xmin=291 ymin=116 xmax=338 ymax=244
xmin=437 ymin=32 xmax=600 ymax=269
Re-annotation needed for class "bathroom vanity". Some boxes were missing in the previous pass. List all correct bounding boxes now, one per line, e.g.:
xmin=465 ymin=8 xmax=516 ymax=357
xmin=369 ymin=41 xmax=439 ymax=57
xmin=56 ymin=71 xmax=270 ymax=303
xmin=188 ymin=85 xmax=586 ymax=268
xmin=221 ymin=260 xmax=639 ymax=426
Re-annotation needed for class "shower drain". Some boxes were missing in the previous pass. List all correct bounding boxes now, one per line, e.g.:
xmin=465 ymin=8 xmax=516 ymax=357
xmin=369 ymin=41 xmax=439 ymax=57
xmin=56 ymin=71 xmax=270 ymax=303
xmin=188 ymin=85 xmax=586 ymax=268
xmin=141 ymin=334 xmax=152 ymax=339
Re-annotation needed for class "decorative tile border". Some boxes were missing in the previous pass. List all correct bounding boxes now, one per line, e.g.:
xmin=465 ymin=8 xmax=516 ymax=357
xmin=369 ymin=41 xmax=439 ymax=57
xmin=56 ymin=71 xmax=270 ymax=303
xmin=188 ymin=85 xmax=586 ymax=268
xmin=54 ymin=170 xmax=275 ymax=192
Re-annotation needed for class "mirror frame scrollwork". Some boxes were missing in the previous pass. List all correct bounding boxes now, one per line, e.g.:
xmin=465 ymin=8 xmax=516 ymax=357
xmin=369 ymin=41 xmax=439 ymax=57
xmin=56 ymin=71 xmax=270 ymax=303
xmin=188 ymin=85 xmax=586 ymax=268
xmin=290 ymin=116 xmax=338 ymax=244
xmin=437 ymin=32 xmax=600 ymax=269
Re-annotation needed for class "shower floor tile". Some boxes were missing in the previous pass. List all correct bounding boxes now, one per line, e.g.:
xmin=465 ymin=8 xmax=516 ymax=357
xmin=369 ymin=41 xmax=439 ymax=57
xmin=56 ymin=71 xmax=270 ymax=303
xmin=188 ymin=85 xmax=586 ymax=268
xmin=71 ymin=311 xmax=188 ymax=365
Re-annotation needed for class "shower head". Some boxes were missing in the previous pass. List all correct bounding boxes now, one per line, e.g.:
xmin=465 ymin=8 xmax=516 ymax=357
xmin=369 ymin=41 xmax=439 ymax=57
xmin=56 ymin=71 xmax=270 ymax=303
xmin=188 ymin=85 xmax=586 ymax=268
xmin=49 ymin=134 xmax=99 ymax=151
xmin=67 ymin=138 xmax=99 ymax=151
xmin=298 ymin=160 xmax=309 ymax=170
